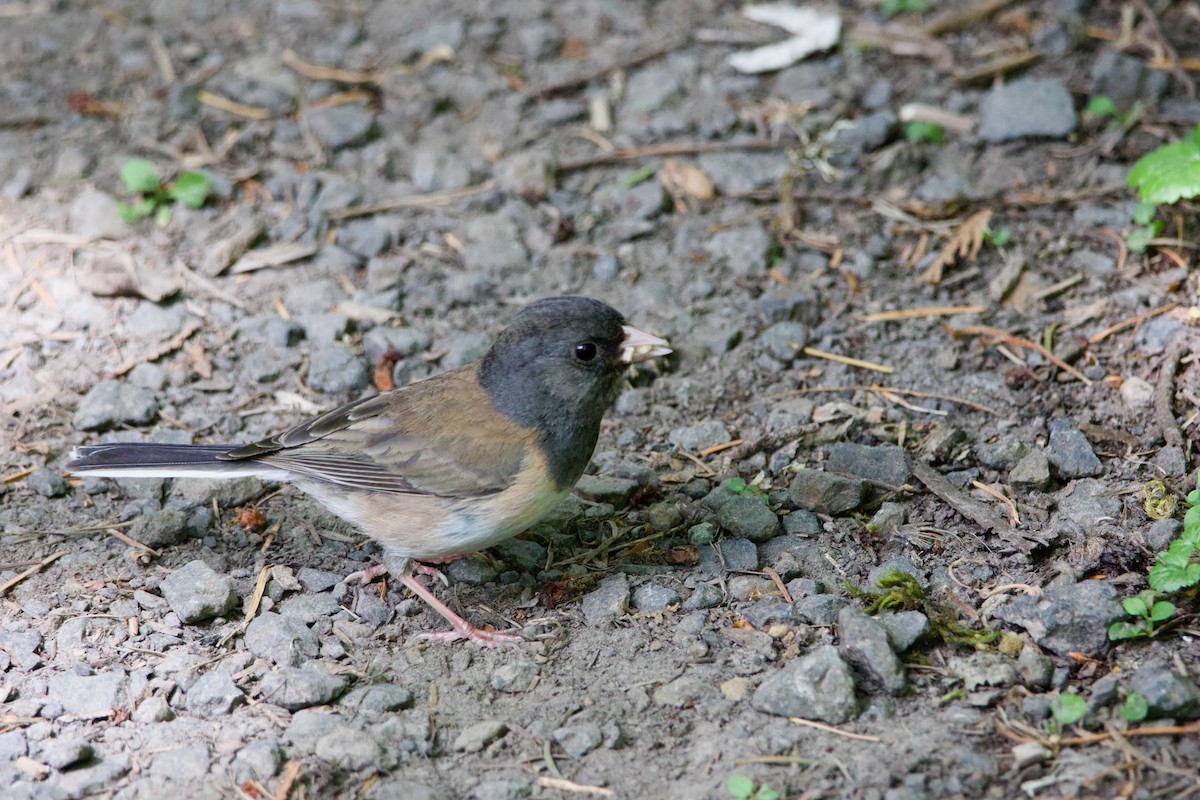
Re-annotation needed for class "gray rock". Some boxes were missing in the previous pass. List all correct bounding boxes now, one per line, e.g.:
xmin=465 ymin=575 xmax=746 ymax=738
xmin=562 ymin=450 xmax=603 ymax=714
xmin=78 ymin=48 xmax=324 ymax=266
xmin=696 ymin=152 xmax=789 ymax=195
xmin=491 ymin=660 xmax=539 ymax=693
xmin=74 ymin=380 xmax=158 ymax=431
xmin=307 ymin=345 xmax=368 ymax=393
xmin=260 ymin=667 xmax=350 ymax=711
xmin=362 ymin=327 xmax=432 ymax=364
xmin=867 ymin=502 xmax=907 ymax=536
xmin=632 ymin=583 xmax=681 ymax=611
xmin=1046 ymin=419 xmax=1102 ymax=478
xmin=1146 ymin=519 xmax=1182 ymax=553
xmin=879 ymin=611 xmax=930 ymax=653
xmin=441 ymin=331 xmax=492 ymax=369
xmin=1091 ymin=51 xmax=1171 ymax=110
xmin=1055 ymin=478 xmax=1122 ymax=527
xmin=26 ymin=469 xmax=70 ymax=498
xmin=838 ymin=605 xmax=906 ymax=695
xmin=244 ymin=346 xmax=302 ymax=383
xmin=47 ymin=671 xmax=127 ymax=717
xmin=699 ymin=538 xmax=758 ymax=574
xmin=688 ymin=521 xmax=717 ymax=545
xmin=133 ymin=695 xmax=174 ymax=723
xmin=0 ymin=729 xmax=27 ymax=760
xmin=751 ymin=645 xmax=858 ymax=723
xmin=782 ymin=510 xmax=822 ymax=536
xmin=991 ymin=580 xmax=1123 ymax=657
xmin=55 ymin=753 xmax=130 ymax=797
xmin=337 ymin=219 xmax=392 ymax=257
xmin=652 ymin=672 xmax=714 ymax=708
xmin=365 ymin=779 xmax=447 ymax=800
xmin=70 ymin=189 xmax=125 ymax=239
xmin=177 ymin=476 xmax=266 ymax=508
xmin=826 ymin=443 xmax=911 ymax=487
xmin=581 ymin=573 xmax=629 ymax=626
xmin=302 ymin=103 xmax=375 ymax=150
xmin=793 ymin=594 xmax=849 ymax=626
xmin=131 ymin=510 xmax=189 ymax=549
xmin=574 ymin=475 xmax=640 ymax=508
xmin=704 ymin=224 xmax=773 ymax=276
xmin=553 ymin=723 xmax=603 ymax=757
xmin=39 ymin=739 xmax=93 ymax=770
xmin=245 ymin=611 xmax=321 ymax=666
xmin=445 ymin=557 xmax=497 ymax=586
xmin=716 ymin=495 xmax=779 ymax=543
xmin=232 ymin=740 xmax=286 ymax=782
xmin=296 ymin=312 xmax=352 ymax=343
xmin=1128 ymin=665 xmax=1200 ymax=720
xmin=160 ymin=560 xmax=238 ymax=623
xmin=1068 ymin=249 xmax=1115 ymax=276
xmin=1010 ymin=450 xmax=1051 ymax=488
xmin=950 ymin=652 xmax=1016 ymax=692
xmin=977 ymin=435 xmax=1028 ymax=470
xmin=315 ymin=725 xmax=383 ymax=769
xmin=297 ymin=568 xmax=342 ymax=593
xmin=683 ymin=583 xmax=723 ymax=610
xmin=623 ymin=66 xmax=680 ymax=114
xmin=669 ymin=420 xmax=732 ymax=452
xmin=1135 ymin=315 xmax=1184 ymax=356
xmin=453 ymin=720 xmax=507 ymax=753
xmin=1014 ymin=646 xmax=1054 ymax=690
xmin=831 ymin=110 xmax=897 ymax=156
xmin=493 ymin=538 xmax=546 ymax=572
xmin=185 ymin=670 xmax=244 ymax=717
xmin=463 ymin=215 xmax=528 ymax=275
xmin=339 ymin=684 xmax=414 ymax=715
xmin=0 ymin=630 xmax=44 ymax=671
xmin=978 ymin=78 xmax=1077 ymax=142
xmin=759 ymin=321 xmax=808 ymax=363
xmin=789 ymin=469 xmax=867 ymax=514
xmin=867 ymin=556 xmax=924 ymax=589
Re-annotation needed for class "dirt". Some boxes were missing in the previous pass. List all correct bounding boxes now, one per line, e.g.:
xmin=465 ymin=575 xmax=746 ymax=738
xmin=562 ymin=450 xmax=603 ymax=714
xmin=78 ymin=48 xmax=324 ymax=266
xmin=2 ymin=1 xmax=1200 ymax=799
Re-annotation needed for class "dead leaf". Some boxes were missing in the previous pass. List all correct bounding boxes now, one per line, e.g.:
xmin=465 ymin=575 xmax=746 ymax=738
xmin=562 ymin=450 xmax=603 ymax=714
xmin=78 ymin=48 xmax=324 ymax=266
xmin=230 ymin=241 xmax=319 ymax=274
xmin=561 ymin=36 xmax=588 ymax=60
xmin=75 ymin=249 xmax=180 ymax=302
xmin=921 ymin=209 xmax=993 ymax=284
xmin=660 ymin=159 xmax=715 ymax=208
xmin=184 ymin=340 xmax=213 ymax=379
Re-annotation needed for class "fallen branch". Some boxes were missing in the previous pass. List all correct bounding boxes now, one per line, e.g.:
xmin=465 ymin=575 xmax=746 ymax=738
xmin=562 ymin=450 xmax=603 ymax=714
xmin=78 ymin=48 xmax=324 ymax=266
xmin=0 ymin=551 xmax=65 ymax=596
xmin=557 ymin=139 xmax=779 ymax=173
xmin=907 ymin=457 xmax=1018 ymax=541
xmin=948 ymin=324 xmax=1091 ymax=386
xmin=1154 ymin=340 xmax=1186 ymax=450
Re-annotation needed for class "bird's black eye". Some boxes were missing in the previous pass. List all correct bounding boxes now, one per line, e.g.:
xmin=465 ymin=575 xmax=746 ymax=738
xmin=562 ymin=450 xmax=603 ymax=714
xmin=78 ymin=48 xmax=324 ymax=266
xmin=574 ymin=342 xmax=598 ymax=362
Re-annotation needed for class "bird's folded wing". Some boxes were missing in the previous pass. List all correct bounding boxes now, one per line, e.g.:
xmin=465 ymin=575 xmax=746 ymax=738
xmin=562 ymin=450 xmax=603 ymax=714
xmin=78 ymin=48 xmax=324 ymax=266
xmin=220 ymin=365 xmax=534 ymax=498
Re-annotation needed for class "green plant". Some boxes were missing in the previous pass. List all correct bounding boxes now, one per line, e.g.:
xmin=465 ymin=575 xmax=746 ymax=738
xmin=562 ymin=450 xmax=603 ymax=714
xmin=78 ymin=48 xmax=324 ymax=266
xmin=728 ymin=774 xmax=780 ymax=800
xmin=1120 ymin=692 xmax=1149 ymax=722
xmin=1147 ymin=471 xmax=1200 ymax=593
xmin=1125 ymin=123 xmax=1200 ymax=252
xmin=1107 ymin=590 xmax=1175 ymax=640
xmin=723 ymin=477 xmax=767 ymax=499
xmin=623 ymin=165 xmax=657 ymax=188
xmin=882 ymin=0 xmax=928 ymax=16
xmin=983 ymin=226 xmax=1011 ymax=247
xmin=1050 ymin=692 xmax=1087 ymax=728
xmin=1085 ymin=95 xmax=1118 ymax=120
xmin=116 ymin=159 xmax=212 ymax=226
xmin=904 ymin=121 xmax=945 ymax=145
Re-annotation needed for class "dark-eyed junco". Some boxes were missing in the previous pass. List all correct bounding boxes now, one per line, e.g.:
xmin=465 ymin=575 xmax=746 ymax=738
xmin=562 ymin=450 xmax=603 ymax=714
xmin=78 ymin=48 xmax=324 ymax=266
xmin=68 ymin=296 xmax=671 ymax=646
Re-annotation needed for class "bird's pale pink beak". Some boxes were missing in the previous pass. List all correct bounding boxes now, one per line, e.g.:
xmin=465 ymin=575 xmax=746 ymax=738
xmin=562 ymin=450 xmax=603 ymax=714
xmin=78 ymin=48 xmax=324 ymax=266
xmin=620 ymin=324 xmax=672 ymax=364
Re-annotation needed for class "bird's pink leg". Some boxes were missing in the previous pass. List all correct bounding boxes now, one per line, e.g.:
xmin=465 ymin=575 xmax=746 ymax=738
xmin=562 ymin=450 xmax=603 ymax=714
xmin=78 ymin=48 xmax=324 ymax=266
xmin=397 ymin=571 xmax=526 ymax=648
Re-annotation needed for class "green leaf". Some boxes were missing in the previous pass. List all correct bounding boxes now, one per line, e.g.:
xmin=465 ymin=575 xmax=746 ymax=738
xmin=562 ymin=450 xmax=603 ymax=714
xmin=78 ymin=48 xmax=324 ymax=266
xmin=1127 ymin=125 xmax=1200 ymax=205
xmin=623 ymin=166 xmax=656 ymax=188
xmin=1108 ymin=621 xmax=1148 ymax=641
xmin=1148 ymin=542 xmax=1200 ymax=593
xmin=724 ymin=477 xmax=748 ymax=495
xmin=1186 ymin=488 xmax=1200 ymax=507
xmin=1149 ymin=601 xmax=1175 ymax=622
xmin=756 ymin=789 xmax=781 ymax=800
xmin=1086 ymin=95 xmax=1117 ymax=118
xmin=1122 ymin=596 xmax=1148 ymax=618
xmin=1125 ymin=223 xmax=1160 ymax=254
xmin=120 ymin=159 xmax=161 ymax=194
xmin=169 ymin=171 xmax=213 ymax=209
xmin=154 ymin=204 xmax=172 ymax=227
xmin=727 ymin=774 xmax=755 ymax=799
xmin=904 ymin=121 xmax=945 ymax=145
xmin=1051 ymin=692 xmax=1087 ymax=726
xmin=984 ymin=226 xmax=1012 ymax=246
xmin=116 ymin=198 xmax=156 ymax=221
xmin=1132 ymin=201 xmax=1157 ymax=225
xmin=1120 ymin=692 xmax=1149 ymax=722
xmin=1184 ymin=505 xmax=1200 ymax=545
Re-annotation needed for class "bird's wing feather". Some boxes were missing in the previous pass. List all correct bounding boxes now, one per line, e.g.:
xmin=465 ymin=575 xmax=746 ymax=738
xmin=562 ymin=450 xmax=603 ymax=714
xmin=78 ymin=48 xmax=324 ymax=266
xmin=221 ymin=365 xmax=534 ymax=498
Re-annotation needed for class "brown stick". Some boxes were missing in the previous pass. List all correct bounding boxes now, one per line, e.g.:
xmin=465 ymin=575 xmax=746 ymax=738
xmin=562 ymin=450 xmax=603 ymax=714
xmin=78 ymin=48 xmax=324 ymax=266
xmin=557 ymin=139 xmax=780 ymax=173
xmin=1154 ymin=340 xmax=1186 ymax=450
xmin=907 ymin=456 xmax=1017 ymax=540
xmin=527 ymin=37 xmax=690 ymax=98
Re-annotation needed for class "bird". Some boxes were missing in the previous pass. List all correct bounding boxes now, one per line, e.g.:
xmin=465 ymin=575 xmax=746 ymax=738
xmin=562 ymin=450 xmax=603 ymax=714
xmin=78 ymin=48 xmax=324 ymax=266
xmin=67 ymin=296 xmax=671 ymax=647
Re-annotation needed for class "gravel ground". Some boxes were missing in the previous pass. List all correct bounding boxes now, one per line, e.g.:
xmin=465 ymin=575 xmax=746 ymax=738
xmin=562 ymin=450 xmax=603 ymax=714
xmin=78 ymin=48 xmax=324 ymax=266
xmin=2 ymin=1 xmax=1200 ymax=798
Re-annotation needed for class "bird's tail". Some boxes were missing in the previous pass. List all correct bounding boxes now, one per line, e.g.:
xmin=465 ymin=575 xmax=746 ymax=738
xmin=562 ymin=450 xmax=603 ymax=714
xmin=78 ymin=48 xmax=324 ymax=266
xmin=67 ymin=443 xmax=291 ymax=481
